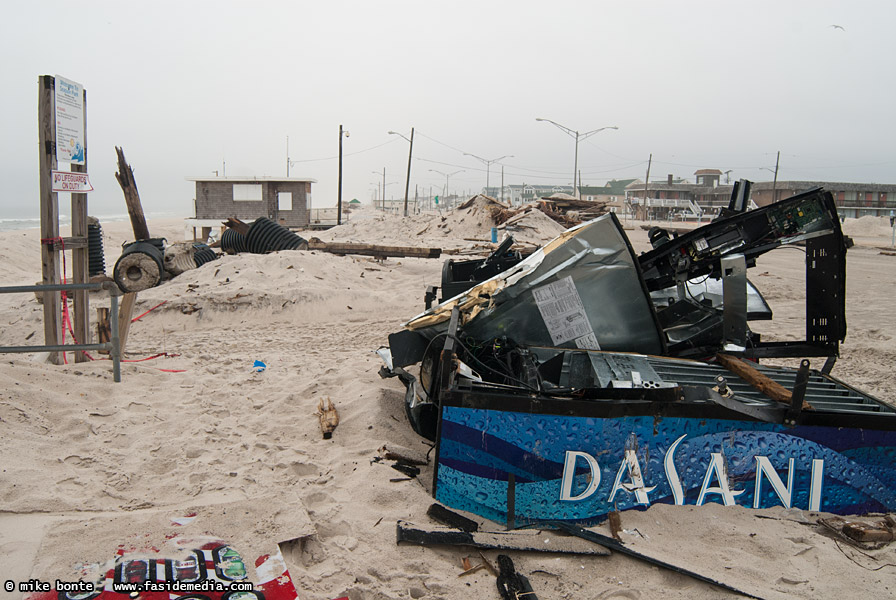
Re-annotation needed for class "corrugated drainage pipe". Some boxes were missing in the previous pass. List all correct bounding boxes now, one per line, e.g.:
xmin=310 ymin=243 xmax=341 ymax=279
xmin=87 ymin=217 xmax=105 ymax=276
xmin=221 ymin=228 xmax=248 ymax=254
xmin=193 ymin=243 xmax=218 ymax=267
xmin=246 ymin=218 xmax=307 ymax=253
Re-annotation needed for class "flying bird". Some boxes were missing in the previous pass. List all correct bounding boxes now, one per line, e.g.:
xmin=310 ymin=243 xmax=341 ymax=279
xmin=830 ymin=24 xmax=845 ymax=31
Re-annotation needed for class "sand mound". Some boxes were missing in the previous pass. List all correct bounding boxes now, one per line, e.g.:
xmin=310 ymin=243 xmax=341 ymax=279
xmin=842 ymin=215 xmax=893 ymax=237
xmin=310 ymin=197 xmax=566 ymax=250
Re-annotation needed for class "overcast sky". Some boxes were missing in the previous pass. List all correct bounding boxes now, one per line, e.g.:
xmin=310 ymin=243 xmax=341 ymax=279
xmin=2 ymin=0 xmax=893 ymax=218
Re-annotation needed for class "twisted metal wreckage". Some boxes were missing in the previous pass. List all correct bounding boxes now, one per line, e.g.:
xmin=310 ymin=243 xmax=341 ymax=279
xmin=379 ymin=186 xmax=896 ymax=526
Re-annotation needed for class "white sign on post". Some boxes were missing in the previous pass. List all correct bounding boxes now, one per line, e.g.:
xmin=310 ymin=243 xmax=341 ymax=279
xmin=51 ymin=170 xmax=93 ymax=192
xmin=54 ymin=75 xmax=85 ymax=165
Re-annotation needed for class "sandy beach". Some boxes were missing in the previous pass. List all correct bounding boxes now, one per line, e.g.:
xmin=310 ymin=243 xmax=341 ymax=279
xmin=1 ymin=204 xmax=895 ymax=600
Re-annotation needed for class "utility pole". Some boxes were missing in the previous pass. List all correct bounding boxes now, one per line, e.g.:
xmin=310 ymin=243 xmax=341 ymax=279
xmin=501 ymin=165 xmax=505 ymax=203
xmin=286 ymin=136 xmax=289 ymax=177
xmin=404 ymin=128 xmax=414 ymax=216
xmin=772 ymin=150 xmax=780 ymax=204
xmin=337 ymin=125 xmax=344 ymax=225
xmin=644 ymin=153 xmax=652 ymax=221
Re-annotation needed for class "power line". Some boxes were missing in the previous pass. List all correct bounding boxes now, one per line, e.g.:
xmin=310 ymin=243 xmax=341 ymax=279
xmin=288 ymin=137 xmax=401 ymax=164
xmin=414 ymin=131 xmax=470 ymax=156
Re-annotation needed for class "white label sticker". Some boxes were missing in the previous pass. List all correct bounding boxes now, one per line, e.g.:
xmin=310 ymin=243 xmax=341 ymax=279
xmin=533 ymin=276 xmax=597 ymax=346
xmin=574 ymin=332 xmax=601 ymax=350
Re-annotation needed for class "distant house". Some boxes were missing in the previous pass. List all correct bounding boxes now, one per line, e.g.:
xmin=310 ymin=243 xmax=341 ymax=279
xmin=625 ymin=171 xmax=733 ymax=220
xmin=578 ymin=179 xmax=641 ymax=215
xmin=500 ymin=184 xmax=574 ymax=206
xmin=751 ymin=181 xmax=896 ymax=218
xmin=187 ymin=176 xmax=316 ymax=228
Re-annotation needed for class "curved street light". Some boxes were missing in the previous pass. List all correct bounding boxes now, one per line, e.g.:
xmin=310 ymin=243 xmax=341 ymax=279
xmin=463 ymin=153 xmax=513 ymax=195
xmin=536 ymin=118 xmax=618 ymax=196
xmin=388 ymin=128 xmax=415 ymax=216
xmin=429 ymin=169 xmax=464 ymax=208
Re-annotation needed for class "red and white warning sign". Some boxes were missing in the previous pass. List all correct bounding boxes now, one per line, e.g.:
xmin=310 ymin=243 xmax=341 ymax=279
xmin=51 ymin=170 xmax=94 ymax=192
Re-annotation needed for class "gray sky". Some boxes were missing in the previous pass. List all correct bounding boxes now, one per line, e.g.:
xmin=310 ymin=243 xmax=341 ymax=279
xmin=2 ymin=0 xmax=893 ymax=219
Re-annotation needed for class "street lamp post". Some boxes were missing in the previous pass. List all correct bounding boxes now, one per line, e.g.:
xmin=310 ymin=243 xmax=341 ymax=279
xmin=760 ymin=151 xmax=781 ymax=203
xmin=536 ymin=118 xmax=618 ymax=197
xmin=372 ymin=169 xmax=386 ymax=210
xmin=463 ymin=153 xmax=513 ymax=197
xmin=429 ymin=169 xmax=464 ymax=208
xmin=388 ymin=128 xmax=414 ymax=217
xmin=338 ymin=125 xmax=349 ymax=225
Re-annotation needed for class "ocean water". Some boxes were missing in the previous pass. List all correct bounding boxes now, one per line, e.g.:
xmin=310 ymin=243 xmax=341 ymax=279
xmin=0 ymin=213 xmax=179 ymax=233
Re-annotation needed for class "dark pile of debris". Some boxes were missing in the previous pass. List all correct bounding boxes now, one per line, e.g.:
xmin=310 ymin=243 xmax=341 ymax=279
xmin=490 ymin=195 xmax=609 ymax=229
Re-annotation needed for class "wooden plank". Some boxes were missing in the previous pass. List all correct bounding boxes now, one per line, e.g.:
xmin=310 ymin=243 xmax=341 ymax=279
xmin=307 ymin=241 xmax=441 ymax=259
xmin=38 ymin=75 xmax=61 ymax=365
xmin=716 ymin=353 xmax=813 ymax=410
xmin=115 ymin=146 xmax=151 ymax=240
xmin=72 ymin=86 xmax=89 ymax=363
xmin=117 ymin=292 xmax=137 ymax=356
xmin=223 ymin=217 xmax=250 ymax=236
xmin=50 ymin=237 xmax=89 ymax=249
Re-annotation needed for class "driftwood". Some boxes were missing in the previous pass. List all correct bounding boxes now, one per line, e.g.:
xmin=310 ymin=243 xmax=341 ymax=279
xmin=117 ymin=293 xmax=137 ymax=354
xmin=96 ymin=307 xmax=111 ymax=352
xmin=223 ymin=217 xmax=251 ymax=236
xmin=114 ymin=147 xmax=150 ymax=241
xmin=317 ymin=397 xmax=340 ymax=439
xmin=819 ymin=515 xmax=896 ymax=549
xmin=307 ymin=240 xmax=440 ymax=259
xmin=113 ymin=147 xmax=149 ymax=353
xmin=716 ymin=353 xmax=813 ymax=410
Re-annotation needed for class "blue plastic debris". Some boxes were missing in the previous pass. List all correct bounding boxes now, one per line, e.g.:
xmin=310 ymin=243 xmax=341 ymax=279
xmin=253 ymin=360 xmax=266 ymax=372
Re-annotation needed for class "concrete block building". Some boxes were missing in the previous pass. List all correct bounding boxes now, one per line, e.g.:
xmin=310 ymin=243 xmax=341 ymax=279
xmin=188 ymin=176 xmax=316 ymax=228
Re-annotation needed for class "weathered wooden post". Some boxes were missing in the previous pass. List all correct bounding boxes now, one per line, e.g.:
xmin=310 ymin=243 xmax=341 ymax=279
xmin=38 ymin=75 xmax=92 ymax=364
xmin=37 ymin=75 xmax=62 ymax=364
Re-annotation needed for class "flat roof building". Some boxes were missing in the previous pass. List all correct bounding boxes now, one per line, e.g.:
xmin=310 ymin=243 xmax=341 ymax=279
xmin=187 ymin=176 xmax=317 ymax=229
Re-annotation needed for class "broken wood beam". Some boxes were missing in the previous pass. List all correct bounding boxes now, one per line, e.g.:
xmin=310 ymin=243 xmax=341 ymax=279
xmin=96 ymin=307 xmax=111 ymax=352
xmin=307 ymin=240 xmax=441 ymax=259
xmin=716 ymin=353 xmax=813 ymax=410
xmin=117 ymin=292 xmax=137 ymax=356
xmin=223 ymin=217 xmax=251 ymax=236
xmin=114 ymin=146 xmax=151 ymax=241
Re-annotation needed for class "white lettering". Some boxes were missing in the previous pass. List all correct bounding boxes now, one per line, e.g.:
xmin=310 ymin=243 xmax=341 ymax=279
xmin=809 ymin=459 xmax=825 ymax=511
xmin=696 ymin=452 xmax=745 ymax=506
xmin=608 ymin=447 xmax=657 ymax=505
xmin=663 ymin=434 xmax=687 ymax=505
xmin=559 ymin=451 xmax=601 ymax=501
xmin=753 ymin=456 xmax=795 ymax=509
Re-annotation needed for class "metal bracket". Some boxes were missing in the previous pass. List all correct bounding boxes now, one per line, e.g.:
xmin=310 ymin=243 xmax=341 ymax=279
xmin=785 ymin=359 xmax=811 ymax=426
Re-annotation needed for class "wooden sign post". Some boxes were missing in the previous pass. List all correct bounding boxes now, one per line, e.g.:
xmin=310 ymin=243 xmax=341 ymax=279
xmin=38 ymin=75 xmax=90 ymax=364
